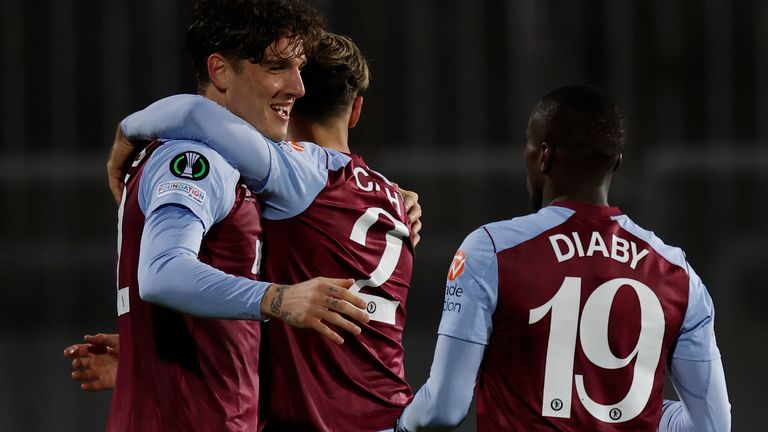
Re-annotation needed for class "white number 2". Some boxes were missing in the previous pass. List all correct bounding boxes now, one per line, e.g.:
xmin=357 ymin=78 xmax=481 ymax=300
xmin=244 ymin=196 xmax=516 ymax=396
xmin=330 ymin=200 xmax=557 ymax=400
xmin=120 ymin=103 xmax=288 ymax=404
xmin=529 ymin=277 xmax=665 ymax=423
xmin=348 ymin=207 xmax=409 ymax=325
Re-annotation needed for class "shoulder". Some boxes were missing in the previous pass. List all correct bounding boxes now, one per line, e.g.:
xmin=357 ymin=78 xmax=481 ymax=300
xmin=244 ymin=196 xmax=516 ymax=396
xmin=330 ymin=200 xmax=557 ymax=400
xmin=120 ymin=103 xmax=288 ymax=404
xmin=138 ymin=140 xmax=240 ymax=227
xmin=271 ymin=140 xmax=343 ymax=168
xmin=147 ymin=139 xmax=238 ymax=178
xmin=480 ymin=205 xmax=575 ymax=253
xmin=611 ymin=214 xmax=688 ymax=271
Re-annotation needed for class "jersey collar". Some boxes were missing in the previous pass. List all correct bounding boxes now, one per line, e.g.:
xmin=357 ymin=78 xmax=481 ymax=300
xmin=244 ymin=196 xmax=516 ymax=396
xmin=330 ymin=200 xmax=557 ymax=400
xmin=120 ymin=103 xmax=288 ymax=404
xmin=547 ymin=200 xmax=622 ymax=218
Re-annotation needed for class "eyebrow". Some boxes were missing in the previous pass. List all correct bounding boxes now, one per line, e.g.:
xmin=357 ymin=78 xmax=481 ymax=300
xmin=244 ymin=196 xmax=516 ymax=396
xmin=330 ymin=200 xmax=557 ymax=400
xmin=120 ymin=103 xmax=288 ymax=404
xmin=261 ymin=56 xmax=306 ymax=68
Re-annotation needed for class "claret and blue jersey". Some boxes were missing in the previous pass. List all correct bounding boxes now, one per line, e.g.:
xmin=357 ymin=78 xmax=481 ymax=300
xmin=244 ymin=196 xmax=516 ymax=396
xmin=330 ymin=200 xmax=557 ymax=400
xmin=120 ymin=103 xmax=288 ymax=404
xmin=437 ymin=201 xmax=721 ymax=431
xmin=110 ymin=139 xmax=265 ymax=431
xmin=122 ymin=94 xmax=415 ymax=432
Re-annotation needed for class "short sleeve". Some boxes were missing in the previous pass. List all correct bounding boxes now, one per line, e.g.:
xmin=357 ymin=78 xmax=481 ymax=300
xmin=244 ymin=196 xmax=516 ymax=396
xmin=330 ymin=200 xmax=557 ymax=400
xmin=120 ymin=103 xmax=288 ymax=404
xmin=672 ymin=264 xmax=721 ymax=361
xmin=138 ymin=140 xmax=239 ymax=231
xmin=437 ymin=227 xmax=499 ymax=345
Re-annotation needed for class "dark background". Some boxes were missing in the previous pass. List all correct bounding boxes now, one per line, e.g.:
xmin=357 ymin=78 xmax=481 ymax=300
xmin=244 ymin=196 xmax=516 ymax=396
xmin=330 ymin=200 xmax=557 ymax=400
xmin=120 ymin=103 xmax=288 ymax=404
xmin=1 ymin=0 xmax=765 ymax=430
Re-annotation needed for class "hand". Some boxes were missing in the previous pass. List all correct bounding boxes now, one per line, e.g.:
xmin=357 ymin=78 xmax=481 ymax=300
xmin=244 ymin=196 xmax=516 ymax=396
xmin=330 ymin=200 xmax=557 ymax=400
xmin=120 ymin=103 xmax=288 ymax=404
xmin=107 ymin=125 xmax=136 ymax=204
xmin=63 ymin=333 xmax=120 ymax=392
xmin=395 ymin=184 xmax=422 ymax=247
xmin=261 ymin=278 xmax=370 ymax=344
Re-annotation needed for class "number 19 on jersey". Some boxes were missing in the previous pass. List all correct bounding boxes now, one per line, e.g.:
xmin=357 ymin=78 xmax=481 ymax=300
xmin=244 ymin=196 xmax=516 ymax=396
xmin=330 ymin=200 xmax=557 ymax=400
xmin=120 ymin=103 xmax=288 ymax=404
xmin=529 ymin=277 xmax=665 ymax=423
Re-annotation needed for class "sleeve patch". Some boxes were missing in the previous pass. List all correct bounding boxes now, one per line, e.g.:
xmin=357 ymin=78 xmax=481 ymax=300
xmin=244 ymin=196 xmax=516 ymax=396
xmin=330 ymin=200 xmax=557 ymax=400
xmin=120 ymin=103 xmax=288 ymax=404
xmin=169 ymin=151 xmax=210 ymax=181
xmin=447 ymin=250 xmax=467 ymax=281
xmin=156 ymin=180 xmax=207 ymax=205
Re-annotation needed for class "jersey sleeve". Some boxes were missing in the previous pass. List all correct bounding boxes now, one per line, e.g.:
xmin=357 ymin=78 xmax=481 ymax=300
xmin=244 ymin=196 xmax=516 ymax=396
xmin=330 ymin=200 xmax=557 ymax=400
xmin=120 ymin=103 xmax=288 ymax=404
xmin=437 ymin=227 xmax=498 ymax=345
xmin=138 ymin=205 xmax=272 ymax=319
xmin=121 ymin=94 xmax=273 ymax=190
xmin=659 ymin=357 xmax=731 ymax=432
xmin=121 ymin=94 xmax=330 ymax=219
xmin=257 ymin=141 xmax=334 ymax=219
xmin=138 ymin=140 xmax=238 ymax=232
xmin=671 ymin=264 xmax=721 ymax=361
xmin=398 ymin=334 xmax=485 ymax=431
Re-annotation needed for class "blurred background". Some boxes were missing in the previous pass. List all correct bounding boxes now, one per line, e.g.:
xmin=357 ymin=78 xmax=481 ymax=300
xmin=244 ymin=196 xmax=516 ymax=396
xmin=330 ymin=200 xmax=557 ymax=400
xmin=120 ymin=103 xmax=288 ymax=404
xmin=1 ymin=0 xmax=765 ymax=430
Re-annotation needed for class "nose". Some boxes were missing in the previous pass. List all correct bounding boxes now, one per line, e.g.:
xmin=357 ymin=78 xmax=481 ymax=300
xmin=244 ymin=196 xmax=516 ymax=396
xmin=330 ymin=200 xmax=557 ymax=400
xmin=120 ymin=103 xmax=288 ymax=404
xmin=285 ymin=66 xmax=305 ymax=98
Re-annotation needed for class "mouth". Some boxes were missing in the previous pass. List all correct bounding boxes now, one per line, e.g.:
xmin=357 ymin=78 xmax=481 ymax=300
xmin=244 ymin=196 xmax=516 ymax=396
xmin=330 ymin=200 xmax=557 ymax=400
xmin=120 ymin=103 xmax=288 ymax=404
xmin=270 ymin=103 xmax=291 ymax=120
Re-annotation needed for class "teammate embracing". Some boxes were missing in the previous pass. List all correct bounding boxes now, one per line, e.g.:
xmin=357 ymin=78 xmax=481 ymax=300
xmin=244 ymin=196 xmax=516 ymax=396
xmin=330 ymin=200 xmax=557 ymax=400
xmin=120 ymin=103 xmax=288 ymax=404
xmin=81 ymin=1 xmax=373 ymax=431
xmin=76 ymin=31 xmax=420 ymax=432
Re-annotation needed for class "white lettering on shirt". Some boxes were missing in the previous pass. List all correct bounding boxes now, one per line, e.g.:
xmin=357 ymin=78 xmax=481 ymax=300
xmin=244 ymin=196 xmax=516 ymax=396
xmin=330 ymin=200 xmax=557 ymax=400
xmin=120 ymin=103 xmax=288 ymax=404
xmin=549 ymin=231 xmax=650 ymax=270
xmin=352 ymin=167 xmax=403 ymax=217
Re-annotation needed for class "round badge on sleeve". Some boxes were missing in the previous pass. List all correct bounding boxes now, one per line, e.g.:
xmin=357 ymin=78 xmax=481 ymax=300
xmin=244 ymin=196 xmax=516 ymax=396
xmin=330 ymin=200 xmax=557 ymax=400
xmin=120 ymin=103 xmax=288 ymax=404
xmin=170 ymin=151 xmax=209 ymax=181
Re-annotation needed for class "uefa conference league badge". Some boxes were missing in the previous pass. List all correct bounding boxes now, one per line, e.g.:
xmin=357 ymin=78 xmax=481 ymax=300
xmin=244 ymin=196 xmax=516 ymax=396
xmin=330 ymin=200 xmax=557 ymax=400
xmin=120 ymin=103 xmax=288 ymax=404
xmin=169 ymin=151 xmax=210 ymax=181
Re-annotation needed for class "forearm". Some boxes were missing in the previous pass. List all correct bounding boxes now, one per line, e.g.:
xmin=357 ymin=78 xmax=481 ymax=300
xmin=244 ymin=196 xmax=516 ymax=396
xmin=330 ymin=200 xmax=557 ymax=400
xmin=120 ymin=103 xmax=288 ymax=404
xmin=138 ymin=205 xmax=270 ymax=319
xmin=658 ymin=357 xmax=731 ymax=432
xmin=398 ymin=335 xmax=483 ymax=431
xmin=139 ymin=249 xmax=270 ymax=319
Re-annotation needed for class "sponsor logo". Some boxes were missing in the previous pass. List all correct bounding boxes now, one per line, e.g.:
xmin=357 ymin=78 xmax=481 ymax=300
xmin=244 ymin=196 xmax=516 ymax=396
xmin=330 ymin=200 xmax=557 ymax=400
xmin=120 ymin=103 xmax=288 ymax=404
xmin=447 ymin=250 xmax=466 ymax=281
xmin=156 ymin=181 xmax=207 ymax=205
xmin=444 ymin=283 xmax=463 ymax=313
xmin=609 ymin=408 xmax=622 ymax=421
xmin=169 ymin=151 xmax=209 ymax=180
xmin=289 ymin=141 xmax=304 ymax=152
xmin=367 ymin=301 xmax=377 ymax=314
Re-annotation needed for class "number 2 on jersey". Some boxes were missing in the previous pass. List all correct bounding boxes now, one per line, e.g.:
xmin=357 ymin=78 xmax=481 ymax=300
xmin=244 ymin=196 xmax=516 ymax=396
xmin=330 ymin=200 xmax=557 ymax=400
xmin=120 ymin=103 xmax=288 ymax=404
xmin=348 ymin=207 xmax=409 ymax=325
xmin=529 ymin=277 xmax=665 ymax=423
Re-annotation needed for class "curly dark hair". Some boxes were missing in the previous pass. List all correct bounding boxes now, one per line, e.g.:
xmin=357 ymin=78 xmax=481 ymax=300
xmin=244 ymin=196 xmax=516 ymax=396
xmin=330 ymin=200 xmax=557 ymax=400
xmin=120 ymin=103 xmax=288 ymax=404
xmin=186 ymin=0 xmax=323 ymax=91
xmin=292 ymin=32 xmax=370 ymax=123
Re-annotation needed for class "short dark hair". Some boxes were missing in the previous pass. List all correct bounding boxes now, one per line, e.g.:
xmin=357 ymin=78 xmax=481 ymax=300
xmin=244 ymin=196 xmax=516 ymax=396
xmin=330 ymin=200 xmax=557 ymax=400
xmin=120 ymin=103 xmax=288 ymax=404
xmin=186 ymin=0 xmax=323 ymax=91
xmin=532 ymin=85 xmax=626 ymax=157
xmin=292 ymin=32 xmax=370 ymax=123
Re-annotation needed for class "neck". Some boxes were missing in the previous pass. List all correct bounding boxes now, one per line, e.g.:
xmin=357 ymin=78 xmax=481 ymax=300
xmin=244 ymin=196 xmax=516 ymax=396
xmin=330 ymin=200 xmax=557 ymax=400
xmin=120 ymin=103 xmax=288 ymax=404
xmin=288 ymin=116 xmax=351 ymax=153
xmin=201 ymin=86 xmax=224 ymax=106
xmin=542 ymin=182 xmax=611 ymax=207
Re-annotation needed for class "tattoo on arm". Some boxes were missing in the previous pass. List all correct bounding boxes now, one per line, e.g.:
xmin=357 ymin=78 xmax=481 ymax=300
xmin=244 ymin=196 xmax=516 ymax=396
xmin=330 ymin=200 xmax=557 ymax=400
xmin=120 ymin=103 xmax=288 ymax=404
xmin=270 ymin=285 xmax=289 ymax=316
xmin=281 ymin=311 xmax=298 ymax=325
xmin=270 ymin=285 xmax=298 ymax=325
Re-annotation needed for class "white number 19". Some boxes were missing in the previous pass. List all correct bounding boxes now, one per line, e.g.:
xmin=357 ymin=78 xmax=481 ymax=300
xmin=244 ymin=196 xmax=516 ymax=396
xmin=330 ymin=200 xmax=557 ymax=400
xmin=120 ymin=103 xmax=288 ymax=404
xmin=529 ymin=277 xmax=665 ymax=423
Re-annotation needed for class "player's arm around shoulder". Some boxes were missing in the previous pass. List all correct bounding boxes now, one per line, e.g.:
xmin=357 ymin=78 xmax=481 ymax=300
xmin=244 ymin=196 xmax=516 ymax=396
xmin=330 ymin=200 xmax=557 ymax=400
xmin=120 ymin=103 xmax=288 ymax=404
xmin=122 ymin=94 xmax=276 ymax=192
xmin=256 ymin=141 xmax=335 ymax=218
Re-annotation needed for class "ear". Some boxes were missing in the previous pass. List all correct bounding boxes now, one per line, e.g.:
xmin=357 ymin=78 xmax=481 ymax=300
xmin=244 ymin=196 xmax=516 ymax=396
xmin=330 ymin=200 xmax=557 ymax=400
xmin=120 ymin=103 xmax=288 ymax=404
xmin=348 ymin=95 xmax=363 ymax=128
xmin=207 ymin=53 xmax=231 ymax=92
xmin=613 ymin=153 xmax=623 ymax=172
xmin=540 ymin=142 xmax=552 ymax=173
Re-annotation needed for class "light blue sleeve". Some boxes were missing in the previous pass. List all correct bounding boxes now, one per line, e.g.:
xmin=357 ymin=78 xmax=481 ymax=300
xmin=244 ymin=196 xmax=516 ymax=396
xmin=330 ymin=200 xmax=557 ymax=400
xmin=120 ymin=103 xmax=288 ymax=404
xmin=138 ymin=140 xmax=238 ymax=231
xmin=672 ymin=265 xmax=721 ymax=361
xmin=256 ymin=141 xmax=341 ymax=220
xmin=658 ymin=357 xmax=731 ymax=432
xmin=397 ymin=335 xmax=485 ymax=431
xmin=137 ymin=204 xmax=272 ymax=319
xmin=437 ymin=228 xmax=498 ymax=345
xmin=121 ymin=94 xmax=331 ymax=219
